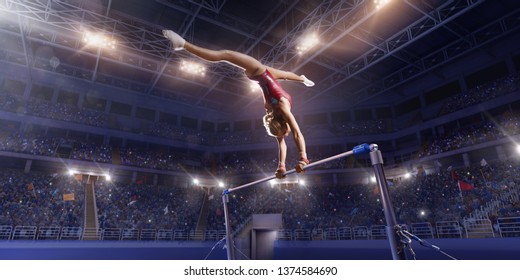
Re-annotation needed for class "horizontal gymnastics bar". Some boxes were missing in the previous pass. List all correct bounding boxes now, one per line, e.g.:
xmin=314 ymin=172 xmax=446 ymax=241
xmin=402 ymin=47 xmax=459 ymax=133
xmin=224 ymin=143 xmax=374 ymax=194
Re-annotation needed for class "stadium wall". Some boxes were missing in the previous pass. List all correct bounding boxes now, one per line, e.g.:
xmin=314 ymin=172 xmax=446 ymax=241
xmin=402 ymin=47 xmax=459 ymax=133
xmin=0 ymin=238 xmax=518 ymax=260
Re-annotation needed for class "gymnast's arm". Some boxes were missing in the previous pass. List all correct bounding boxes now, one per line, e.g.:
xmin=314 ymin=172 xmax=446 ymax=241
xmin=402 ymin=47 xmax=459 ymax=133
xmin=276 ymin=135 xmax=287 ymax=168
xmin=275 ymin=136 xmax=287 ymax=179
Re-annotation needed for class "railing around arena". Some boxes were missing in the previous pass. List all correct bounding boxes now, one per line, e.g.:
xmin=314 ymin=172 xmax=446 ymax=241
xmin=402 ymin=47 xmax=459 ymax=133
xmin=370 ymin=225 xmax=387 ymax=240
xmin=436 ymin=221 xmax=463 ymax=238
xmin=102 ymin=228 xmax=122 ymax=240
xmin=60 ymin=227 xmax=83 ymax=240
xmin=189 ymin=230 xmax=204 ymax=240
xmin=497 ymin=217 xmax=520 ymax=237
xmin=37 ymin=226 xmax=61 ymax=240
xmin=353 ymin=226 xmax=369 ymax=240
xmin=173 ymin=229 xmax=188 ymax=240
xmin=2 ymin=218 xmax=520 ymax=244
xmin=0 ymin=225 xmax=12 ymax=240
xmin=463 ymin=218 xmax=495 ymax=238
xmin=157 ymin=229 xmax=173 ymax=241
xmin=294 ymin=229 xmax=311 ymax=240
xmin=140 ymin=229 xmax=157 ymax=241
xmin=311 ymin=228 xmax=324 ymax=240
xmin=337 ymin=227 xmax=352 ymax=240
xmin=411 ymin=222 xmax=435 ymax=239
xmin=324 ymin=228 xmax=338 ymax=240
xmin=277 ymin=229 xmax=293 ymax=241
xmin=121 ymin=229 xmax=139 ymax=240
xmin=12 ymin=226 xmax=37 ymax=240
xmin=204 ymin=230 xmax=219 ymax=241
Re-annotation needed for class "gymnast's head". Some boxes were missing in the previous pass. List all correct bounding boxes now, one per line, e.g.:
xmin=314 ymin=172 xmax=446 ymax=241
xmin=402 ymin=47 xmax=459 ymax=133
xmin=263 ymin=111 xmax=289 ymax=138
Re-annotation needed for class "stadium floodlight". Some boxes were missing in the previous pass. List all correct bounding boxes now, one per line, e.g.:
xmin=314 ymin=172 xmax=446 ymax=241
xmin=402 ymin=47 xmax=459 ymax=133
xmin=68 ymin=169 xmax=77 ymax=176
xmin=105 ymin=174 xmax=112 ymax=182
xmin=180 ymin=60 xmax=206 ymax=76
xmin=404 ymin=172 xmax=411 ymax=179
xmin=218 ymin=181 xmax=225 ymax=188
xmin=193 ymin=178 xmax=200 ymax=185
xmin=298 ymin=179 xmax=306 ymax=186
xmin=516 ymin=145 xmax=520 ymax=155
xmin=296 ymin=33 xmax=319 ymax=55
xmin=374 ymin=0 xmax=391 ymax=10
xmin=83 ymin=31 xmax=116 ymax=49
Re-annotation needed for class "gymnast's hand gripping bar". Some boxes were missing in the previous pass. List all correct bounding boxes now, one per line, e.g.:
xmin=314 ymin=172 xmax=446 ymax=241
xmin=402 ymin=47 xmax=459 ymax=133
xmin=223 ymin=143 xmax=375 ymax=195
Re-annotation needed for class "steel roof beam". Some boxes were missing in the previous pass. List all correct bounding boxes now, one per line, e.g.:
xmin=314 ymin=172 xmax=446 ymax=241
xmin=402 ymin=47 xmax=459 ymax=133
xmin=340 ymin=8 xmax=520 ymax=109
xmin=298 ymin=0 xmax=485 ymax=108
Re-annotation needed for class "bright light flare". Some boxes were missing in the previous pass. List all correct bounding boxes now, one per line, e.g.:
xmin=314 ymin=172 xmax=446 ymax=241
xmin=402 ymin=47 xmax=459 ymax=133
xmin=105 ymin=174 xmax=112 ymax=182
xmin=193 ymin=178 xmax=199 ymax=185
xmin=296 ymin=33 xmax=319 ymax=55
xmin=250 ymin=81 xmax=260 ymax=92
xmin=68 ymin=169 xmax=77 ymax=176
xmin=374 ymin=0 xmax=391 ymax=10
xmin=516 ymin=145 xmax=520 ymax=155
xmin=404 ymin=172 xmax=411 ymax=179
xmin=180 ymin=60 xmax=206 ymax=76
xmin=83 ymin=31 xmax=116 ymax=49
xmin=218 ymin=181 xmax=225 ymax=188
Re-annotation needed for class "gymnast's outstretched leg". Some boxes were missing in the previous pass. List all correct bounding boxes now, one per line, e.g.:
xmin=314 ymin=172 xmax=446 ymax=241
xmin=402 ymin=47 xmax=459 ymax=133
xmin=163 ymin=30 xmax=314 ymax=85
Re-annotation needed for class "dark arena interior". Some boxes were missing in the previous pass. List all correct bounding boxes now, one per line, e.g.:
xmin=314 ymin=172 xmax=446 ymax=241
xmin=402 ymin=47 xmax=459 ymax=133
xmin=1 ymin=0 xmax=520 ymax=263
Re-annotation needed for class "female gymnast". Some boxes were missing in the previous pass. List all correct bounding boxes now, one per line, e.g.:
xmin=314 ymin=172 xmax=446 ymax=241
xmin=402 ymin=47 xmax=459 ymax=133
xmin=163 ymin=29 xmax=315 ymax=179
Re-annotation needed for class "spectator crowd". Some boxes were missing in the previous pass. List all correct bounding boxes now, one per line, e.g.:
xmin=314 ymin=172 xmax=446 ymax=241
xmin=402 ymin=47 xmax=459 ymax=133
xmin=1 ymin=159 xmax=518 ymax=236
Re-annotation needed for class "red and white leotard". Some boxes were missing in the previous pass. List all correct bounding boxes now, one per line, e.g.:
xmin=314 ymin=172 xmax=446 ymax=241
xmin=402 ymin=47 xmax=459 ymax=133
xmin=249 ymin=69 xmax=292 ymax=111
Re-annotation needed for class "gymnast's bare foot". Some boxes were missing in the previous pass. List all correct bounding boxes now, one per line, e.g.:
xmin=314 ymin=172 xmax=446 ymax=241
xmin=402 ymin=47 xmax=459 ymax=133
xmin=295 ymin=158 xmax=309 ymax=173
xmin=162 ymin=30 xmax=185 ymax=50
